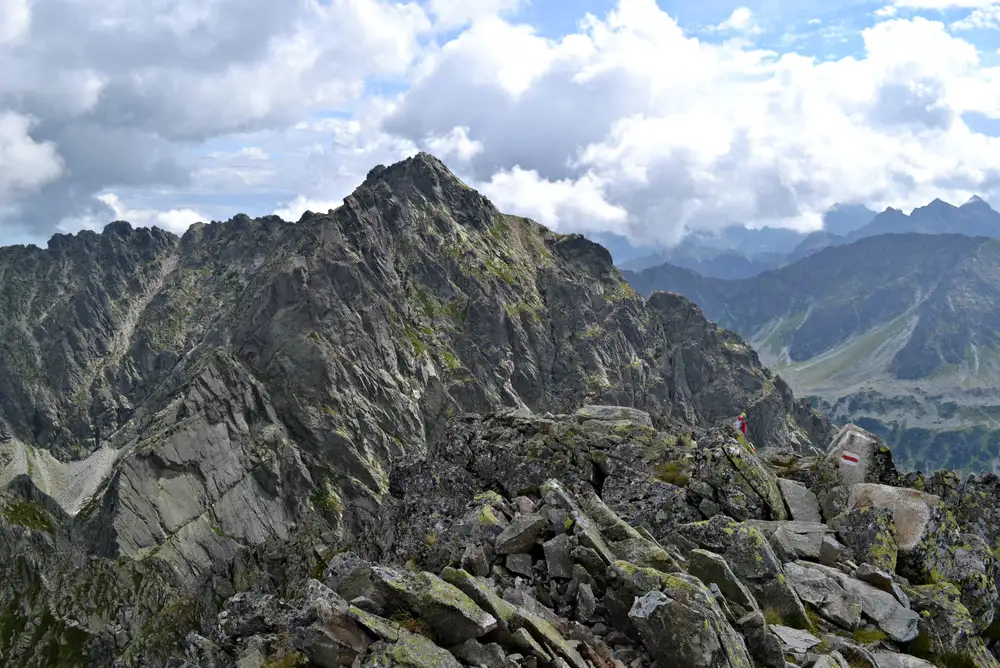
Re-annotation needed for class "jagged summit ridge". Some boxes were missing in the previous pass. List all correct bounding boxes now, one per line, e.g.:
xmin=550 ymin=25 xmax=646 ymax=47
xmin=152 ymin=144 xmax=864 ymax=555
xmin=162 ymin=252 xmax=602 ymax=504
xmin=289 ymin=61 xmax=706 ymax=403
xmin=0 ymin=152 xmax=841 ymax=666
xmin=0 ymin=151 xmax=825 ymax=587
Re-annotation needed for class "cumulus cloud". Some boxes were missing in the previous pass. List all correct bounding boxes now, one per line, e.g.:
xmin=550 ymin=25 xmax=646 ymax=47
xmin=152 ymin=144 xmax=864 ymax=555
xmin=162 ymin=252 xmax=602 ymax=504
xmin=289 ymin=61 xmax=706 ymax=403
xmin=711 ymin=8 xmax=763 ymax=35
xmin=273 ymin=195 xmax=344 ymax=221
xmin=0 ymin=0 xmax=31 ymax=43
xmin=424 ymin=126 xmax=483 ymax=162
xmin=0 ymin=111 xmax=63 ymax=198
xmin=951 ymin=5 xmax=1000 ymax=30
xmin=480 ymin=167 xmax=628 ymax=233
xmin=4 ymin=0 xmax=1000 ymax=250
xmin=0 ymin=0 xmax=431 ymax=240
xmin=60 ymin=193 xmax=206 ymax=235
xmin=426 ymin=0 xmax=523 ymax=30
xmin=381 ymin=0 xmax=1000 ymax=243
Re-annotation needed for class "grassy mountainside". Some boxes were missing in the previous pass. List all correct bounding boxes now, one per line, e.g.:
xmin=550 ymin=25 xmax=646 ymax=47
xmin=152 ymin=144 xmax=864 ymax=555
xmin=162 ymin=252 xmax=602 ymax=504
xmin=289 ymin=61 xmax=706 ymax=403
xmin=623 ymin=233 xmax=1000 ymax=472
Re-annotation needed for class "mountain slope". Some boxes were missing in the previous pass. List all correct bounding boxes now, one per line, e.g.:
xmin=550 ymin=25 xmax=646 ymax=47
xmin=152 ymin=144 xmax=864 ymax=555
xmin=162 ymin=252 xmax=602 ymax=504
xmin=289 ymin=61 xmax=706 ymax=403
xmin=623 ymin=233 xmax=1000 ymax=472
xmin=0 ymin=153 xmax=832 ymax=662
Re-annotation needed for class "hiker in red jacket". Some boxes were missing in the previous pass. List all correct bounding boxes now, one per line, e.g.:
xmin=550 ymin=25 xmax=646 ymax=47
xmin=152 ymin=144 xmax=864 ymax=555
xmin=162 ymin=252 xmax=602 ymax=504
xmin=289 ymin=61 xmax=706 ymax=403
xmin=735 ymin=412 xmax=748 ymax=436
xmin=734 ymin=412 xmax=755 ymax=452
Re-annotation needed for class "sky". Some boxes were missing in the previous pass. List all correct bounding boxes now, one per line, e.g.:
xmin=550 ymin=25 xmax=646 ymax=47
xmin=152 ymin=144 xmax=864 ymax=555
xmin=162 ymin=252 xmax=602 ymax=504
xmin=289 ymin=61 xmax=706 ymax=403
xmin=1 ymin=0 xmax=1000 ymax=248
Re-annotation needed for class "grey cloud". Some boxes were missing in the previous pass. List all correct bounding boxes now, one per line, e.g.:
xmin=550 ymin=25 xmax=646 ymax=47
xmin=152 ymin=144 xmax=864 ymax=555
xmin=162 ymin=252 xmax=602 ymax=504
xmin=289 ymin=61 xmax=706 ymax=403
xmin=867 ymin=78 xmax=955 ymax=130
xmin=381 ymin=14 xmax=997 ymax=245
xmin=0 ymin=0 xmax=427 ymax=242
xmin=609 ymin=132 xmax=820 ymax=244
xmin=383 ymin=40 xmax=842 ymax=242
xmin=383 ymin=56 xmax=639 ymax=183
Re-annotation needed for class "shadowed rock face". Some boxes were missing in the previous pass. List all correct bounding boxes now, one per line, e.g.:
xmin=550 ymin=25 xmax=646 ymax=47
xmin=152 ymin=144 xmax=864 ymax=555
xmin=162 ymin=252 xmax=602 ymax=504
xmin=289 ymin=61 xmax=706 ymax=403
xmin=0 ymin=152 xmax=828 ymax=583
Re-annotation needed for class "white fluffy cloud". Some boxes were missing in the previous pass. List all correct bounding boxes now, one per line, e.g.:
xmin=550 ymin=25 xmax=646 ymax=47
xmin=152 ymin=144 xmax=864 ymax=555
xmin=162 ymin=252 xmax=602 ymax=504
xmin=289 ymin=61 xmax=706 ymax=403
xmin=381 ymin=0 xmax=1000 ymax=242
xmin=0 ymin=0 xmax=431 ymax=237
xmin=3 ymin=0 xmax=1000 ymax=249
xmin=0 ymin=0 xmax=30 ymax=43
xmin=59 ymin=193 xmax=206 ymax=235
xmin=272 ymin=195 xmax=344 ymax=222
xmin=426 ymin=0 xmax=523 ymax=30
xmin=0 ymin=111 xmax=63 ymax=198
xmin=952 ymin=5 xmax=1000 ymax=30
xmin=711 ymin=7 xmax=763 ymax=36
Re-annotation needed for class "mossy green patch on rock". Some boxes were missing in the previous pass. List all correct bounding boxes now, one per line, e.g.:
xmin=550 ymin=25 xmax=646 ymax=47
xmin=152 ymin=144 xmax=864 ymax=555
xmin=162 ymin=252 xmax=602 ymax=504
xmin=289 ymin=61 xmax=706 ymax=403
xmin=0 ymin=499 xmax=55 ymax=532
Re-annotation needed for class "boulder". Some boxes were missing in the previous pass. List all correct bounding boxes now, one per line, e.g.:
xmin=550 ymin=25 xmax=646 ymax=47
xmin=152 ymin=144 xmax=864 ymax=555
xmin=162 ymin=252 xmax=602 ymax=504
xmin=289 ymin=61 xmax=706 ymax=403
xmin=836 ymin=506 xmax=898 ymax=572
xmin=628 ymin=575 xmax=754 ymax=668
xmin=787 ymin=562 xmax=917 ymax=643
xmin=905 ymin=582 xmax=999 ymax=668
xmin=543 ymin=535 xmax=575 ymax=579
xmin=688 ymin=435 xmax=790 ymax=521
xmin=688 ymin=548 xmax=760 ymax=615
xmin=897 ymin=507 xmax=997 ymax=632
xmin=292 ymin=580 xmax=373 ymax=667
xmin=495 ymin=514 xmax=548 ymax=555
xmin=769 ymin=624 xmax=820 ymax=653
xmin=823 ymin=425 xmax=898 ymax=488
xmin=349 ymin=606 xmax=463 ymax=668
xmin=783 ymin=562 xmax=861 ymax=629
xmin=871 ymin=654 xmax=937 ymax=668
xmin=574 ymin=405 xmax=653 ymax=427
xmin=367 ymin=567 xmax=497 ymax=645
xmin=854 ymin=564 xmax=909 ymax=608
xmin=676 ymin=516 xmax=810 ymax=629
xmin=736 ymin=612 xmax=785 ymax=668
xmin=604 ymin=561 xmax=676 ymax=638
xmin=844 ymin=484 xmax=938 ymax=552
xmin=449 ymin=640 xmax=511 ymax=668
xmin=778 ymin=479 xmax=823 ymax=523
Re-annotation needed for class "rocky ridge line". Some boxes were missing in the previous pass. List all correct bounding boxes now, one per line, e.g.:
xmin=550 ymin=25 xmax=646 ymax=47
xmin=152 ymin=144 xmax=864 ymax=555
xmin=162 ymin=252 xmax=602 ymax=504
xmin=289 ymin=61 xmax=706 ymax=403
xmin=0 ymin=152 xmax=828 ymax=588
xmin=128 ymin=411 xmax=1000 ymax=667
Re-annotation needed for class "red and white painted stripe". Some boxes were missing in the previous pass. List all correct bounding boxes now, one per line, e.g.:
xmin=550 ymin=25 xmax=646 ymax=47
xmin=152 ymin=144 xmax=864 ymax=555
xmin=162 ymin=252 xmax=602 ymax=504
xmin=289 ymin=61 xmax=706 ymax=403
xmin=841 ymin=451 xmax=860 ymax=465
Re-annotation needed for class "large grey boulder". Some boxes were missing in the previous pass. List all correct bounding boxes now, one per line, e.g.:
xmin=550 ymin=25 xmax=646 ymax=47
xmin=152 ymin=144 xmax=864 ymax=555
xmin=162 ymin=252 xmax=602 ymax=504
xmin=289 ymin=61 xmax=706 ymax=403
xmin=836 ymin=505 xmax=898 ymax=572
xmin=628 ymin=575 xmax=754 ymax=668
xmin=677 ymin=516 xmax=811 ymax=629
xmin=822 ymin=425 xmax=898 ymax=488
xmin=783 ymin=562 xmax=861 ymax=629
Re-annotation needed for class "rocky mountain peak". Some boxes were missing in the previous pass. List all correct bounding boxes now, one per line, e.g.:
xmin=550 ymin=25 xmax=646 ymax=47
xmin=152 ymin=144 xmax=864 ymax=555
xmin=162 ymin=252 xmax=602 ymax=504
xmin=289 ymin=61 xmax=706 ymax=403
xmin=0 ymin=152 xmax=839 ymax=665
xmin=962 ymin=194 xmax=990 ymax=209
xmin=346 ymin=151 xmax=500 ymax=234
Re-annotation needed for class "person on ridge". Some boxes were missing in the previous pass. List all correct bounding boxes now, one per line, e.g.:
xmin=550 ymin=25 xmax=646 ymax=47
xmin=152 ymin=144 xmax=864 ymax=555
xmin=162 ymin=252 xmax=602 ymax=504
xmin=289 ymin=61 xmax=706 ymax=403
xmin=734 ymin=412 xmax=755 ymax=453
xmin=735 ymin=412 xmax=748 ymax=437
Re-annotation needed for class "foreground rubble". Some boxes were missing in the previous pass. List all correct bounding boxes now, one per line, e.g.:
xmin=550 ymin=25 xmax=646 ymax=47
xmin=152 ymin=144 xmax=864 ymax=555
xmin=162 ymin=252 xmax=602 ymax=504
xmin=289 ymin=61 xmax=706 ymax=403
xmin=158 ymin=411 xmax=1000 ymax=668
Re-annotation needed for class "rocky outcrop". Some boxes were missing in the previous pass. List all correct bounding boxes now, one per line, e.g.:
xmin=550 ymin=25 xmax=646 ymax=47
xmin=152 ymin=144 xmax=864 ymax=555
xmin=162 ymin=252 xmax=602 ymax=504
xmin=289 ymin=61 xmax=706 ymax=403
xmin=126 ymin=415 xmax=1000 ymax=668
xmin=6 ymin=154 xmax=993 ymax=668
xmin=0 ymin=153 xmax=828 ymax=588
xmin=5 ymin=402 xmax=1000 ymax=666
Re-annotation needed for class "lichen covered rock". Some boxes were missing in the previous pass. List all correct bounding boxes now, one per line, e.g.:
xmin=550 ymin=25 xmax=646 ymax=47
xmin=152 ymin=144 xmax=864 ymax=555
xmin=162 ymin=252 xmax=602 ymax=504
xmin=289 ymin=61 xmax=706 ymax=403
xmin=676 ymin=516 xmax=811 ymax=629
xmin=628 ymin=575 xmax=754 ymax=668
xmin=836 ymin=506 xmax=898 ymax=572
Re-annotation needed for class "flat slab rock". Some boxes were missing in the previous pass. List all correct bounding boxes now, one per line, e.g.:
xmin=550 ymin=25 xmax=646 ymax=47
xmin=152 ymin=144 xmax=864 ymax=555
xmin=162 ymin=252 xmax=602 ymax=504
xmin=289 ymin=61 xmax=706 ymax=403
xmin=872 ymin=652 xmax=938 ymax=668
xmin=770 ymin=625 xmax=820 ymax=653
xmin=574 ymin=405 xmax=652 ymax=427
xmin=778 ymin=479 xmax=823 ymax=523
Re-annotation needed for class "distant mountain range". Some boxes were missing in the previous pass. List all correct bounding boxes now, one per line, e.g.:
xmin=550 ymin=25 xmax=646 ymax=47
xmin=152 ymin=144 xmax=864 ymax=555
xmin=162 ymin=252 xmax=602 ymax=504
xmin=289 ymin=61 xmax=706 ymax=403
xmin=599 ymin=195 xmax=999 ymax=280
xmin=623 ymin=228 xmax=1000 ymax=474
